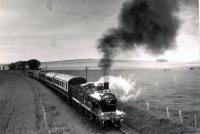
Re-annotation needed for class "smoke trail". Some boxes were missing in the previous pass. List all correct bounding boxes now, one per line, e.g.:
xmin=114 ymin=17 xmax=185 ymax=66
xmin=98 ymin=0 xmax=180 ymax=75
xmin=46 ymin=0 xmax=53 ymax=12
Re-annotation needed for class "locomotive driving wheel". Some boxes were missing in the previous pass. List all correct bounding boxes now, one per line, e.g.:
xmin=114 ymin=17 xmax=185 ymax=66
xmin=88 ymin=112 xmax=93 ymax=120
xmin=114 ymin=120 xmax=121 ymax=128
xmin=98 ymin=120 xmax=105 ymax=129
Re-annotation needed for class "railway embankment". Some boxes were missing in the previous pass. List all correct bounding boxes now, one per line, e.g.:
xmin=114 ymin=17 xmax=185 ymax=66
xmin=119 ymin=102 xmax=198 ymax=134
xmin=0 ymin=71 xmax=47 ymax=134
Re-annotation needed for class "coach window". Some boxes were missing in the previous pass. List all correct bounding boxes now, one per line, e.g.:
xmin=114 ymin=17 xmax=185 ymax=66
xmin=79 ymin=89 xmax=83 ymax=96
xmin=66 ymin=83 xmax=68 ymax=90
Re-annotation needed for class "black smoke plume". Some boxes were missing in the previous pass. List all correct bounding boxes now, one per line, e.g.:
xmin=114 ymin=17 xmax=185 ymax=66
xmin=98 ymin=0 xmax=180 ymax=75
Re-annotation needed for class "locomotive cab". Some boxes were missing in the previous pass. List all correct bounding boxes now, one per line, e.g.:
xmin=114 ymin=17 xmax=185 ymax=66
xmin=96 ymin=83 xmax=104 ymax=91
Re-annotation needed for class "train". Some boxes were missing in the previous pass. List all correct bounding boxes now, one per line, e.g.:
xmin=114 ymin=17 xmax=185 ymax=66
xmin=29 ymin=70 xmax=126 ymax=128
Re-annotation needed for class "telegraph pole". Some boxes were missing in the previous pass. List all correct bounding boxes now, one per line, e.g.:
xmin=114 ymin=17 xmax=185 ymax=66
xmin=198 ymin=0 xmax=200 ymax=61
xmin=85 ymin=67 xmax=88 ymax=80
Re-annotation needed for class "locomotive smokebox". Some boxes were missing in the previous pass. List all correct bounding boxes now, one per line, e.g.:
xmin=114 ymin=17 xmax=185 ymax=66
xmin=104 ymin=82 xmax=109 ymax=89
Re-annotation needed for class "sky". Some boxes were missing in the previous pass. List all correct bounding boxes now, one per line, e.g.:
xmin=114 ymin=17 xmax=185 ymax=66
xmin=0 ymin=0 xmax=199 ymax=63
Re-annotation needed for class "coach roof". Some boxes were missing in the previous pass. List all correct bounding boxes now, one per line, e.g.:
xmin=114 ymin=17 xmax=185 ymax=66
xmin=55 ymin=74 xmax=87 ymax=85
xmin=33 ymin=70 xmax=40 ymax=74
xmin=45 ymin=72 xmax=58 ymax=78
xmin=54 ymin=74 xmax=76 ymax=81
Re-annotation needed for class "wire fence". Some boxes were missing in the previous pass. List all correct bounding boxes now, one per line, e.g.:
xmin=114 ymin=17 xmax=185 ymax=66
xmin=132 ymin=100 xmax=200 ymax=129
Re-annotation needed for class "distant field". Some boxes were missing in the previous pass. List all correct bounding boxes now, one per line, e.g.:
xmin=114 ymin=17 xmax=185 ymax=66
xmin=41 ymin=59 xmax=200 ymax=129
xmin=41 ymin=59 xmax=200 ymax=110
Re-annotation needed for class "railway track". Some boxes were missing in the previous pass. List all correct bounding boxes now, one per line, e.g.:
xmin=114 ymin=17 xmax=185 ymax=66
xmin=94 ymin=123 xmax=140 ymax=134
xmin=120 ymin=123 xmax=139 ymax=134
xmin=120 ymin=128 xmax=132 ymax=134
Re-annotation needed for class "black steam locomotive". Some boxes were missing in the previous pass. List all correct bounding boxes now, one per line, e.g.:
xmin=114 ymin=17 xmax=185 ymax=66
xmin=30 ymin=71 xmax=126 ymax=128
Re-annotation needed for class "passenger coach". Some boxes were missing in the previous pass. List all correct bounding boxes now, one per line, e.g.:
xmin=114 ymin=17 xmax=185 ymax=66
xmin=52 ymin=73 xmax=87 ymax=98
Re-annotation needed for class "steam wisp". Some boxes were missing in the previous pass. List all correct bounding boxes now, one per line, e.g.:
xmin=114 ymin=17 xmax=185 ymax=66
xmin=96 ymin=75 xmax=141 ymax=101
xmin=47 ymin=0 xmax=53 ymax=12
xmin=98 ymin=0 xmax=180 ymax=75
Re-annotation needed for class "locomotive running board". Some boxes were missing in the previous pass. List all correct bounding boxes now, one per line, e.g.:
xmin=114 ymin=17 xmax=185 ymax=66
xmin=72 ymin=97 xmax=98 ymax=116
xmin=72 ymin=97 xmax=91 ymax=111
xmin=54 ymin=86 xmax=69 ymax=98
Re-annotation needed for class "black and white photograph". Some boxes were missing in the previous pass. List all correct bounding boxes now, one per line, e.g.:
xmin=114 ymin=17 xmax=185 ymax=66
xmin=0 ymin=0 xmax=199 ymax=133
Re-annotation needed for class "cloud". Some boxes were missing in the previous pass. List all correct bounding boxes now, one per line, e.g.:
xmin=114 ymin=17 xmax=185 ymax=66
xmin=178 ymin=0 xmax=199 ymax=36
xmin=0 ymin=0 xmax=198 ymax=63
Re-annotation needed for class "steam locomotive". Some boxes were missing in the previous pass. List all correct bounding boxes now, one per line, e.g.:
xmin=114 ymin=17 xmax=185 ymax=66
xmin=30 ymin=70 xmax=126 ymax=128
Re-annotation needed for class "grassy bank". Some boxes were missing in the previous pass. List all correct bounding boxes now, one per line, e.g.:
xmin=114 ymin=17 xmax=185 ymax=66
xmin=118 ymin=101 xmax=197 ymax=134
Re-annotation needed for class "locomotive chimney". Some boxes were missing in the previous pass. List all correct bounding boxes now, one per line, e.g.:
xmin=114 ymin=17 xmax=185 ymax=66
xmin=104 ymin=82 xmax=109 ymax=89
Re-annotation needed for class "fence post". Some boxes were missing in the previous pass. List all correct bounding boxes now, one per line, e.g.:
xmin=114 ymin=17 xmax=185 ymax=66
xmin=194 ymin=114 xmax=197 ymax=128
xmin=166 ymin=107 xmax=170 ymax=119
xmin=179 ymin=110 xmax=183 ymax=124
xmin=146 ymin=100 xmax=149 ymax=111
